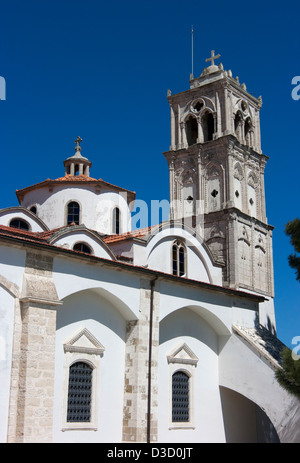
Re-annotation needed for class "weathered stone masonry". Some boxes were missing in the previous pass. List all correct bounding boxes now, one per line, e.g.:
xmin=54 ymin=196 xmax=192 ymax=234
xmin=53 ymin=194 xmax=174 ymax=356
xmin=7 ymin=250 xmax=61 ymax=443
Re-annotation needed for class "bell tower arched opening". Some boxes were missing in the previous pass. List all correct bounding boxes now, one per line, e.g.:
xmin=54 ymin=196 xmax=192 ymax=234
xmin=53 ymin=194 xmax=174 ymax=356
xmin=186 ymin=116 xmax=198 ymax=146
xmin=202 ymin=111 xmax=214 ymax=142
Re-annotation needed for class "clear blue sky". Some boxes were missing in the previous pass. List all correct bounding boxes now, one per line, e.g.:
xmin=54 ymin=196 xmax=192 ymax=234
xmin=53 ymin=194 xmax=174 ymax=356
xmin=0 ymin=0 xmax=299 ymax=347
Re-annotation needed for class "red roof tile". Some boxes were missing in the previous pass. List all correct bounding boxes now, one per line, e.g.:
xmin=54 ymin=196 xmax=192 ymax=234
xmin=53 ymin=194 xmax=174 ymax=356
xmin=16 ymin=175 xmax=136 ymax=202
xmin=103 ymin=226 xmax=152 ymax=243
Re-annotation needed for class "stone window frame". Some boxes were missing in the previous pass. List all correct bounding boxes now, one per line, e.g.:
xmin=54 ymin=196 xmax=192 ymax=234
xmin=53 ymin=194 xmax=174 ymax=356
xmin=61 ymin=328 xmax=105 ymax=432
xmin=167 ymin=343 xmax=198 ymax=430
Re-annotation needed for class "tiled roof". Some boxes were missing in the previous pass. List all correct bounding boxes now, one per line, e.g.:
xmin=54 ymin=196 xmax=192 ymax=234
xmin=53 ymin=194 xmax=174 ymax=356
xmin=0 ymin=224 xmax=50 ymax=244
xmin=16 ymin=175 xmax=136 ymax=202
xmin=54 ymin=175 xmax=98 ymax=182
xmin=103 ymin=226 xmax=152 ymax=243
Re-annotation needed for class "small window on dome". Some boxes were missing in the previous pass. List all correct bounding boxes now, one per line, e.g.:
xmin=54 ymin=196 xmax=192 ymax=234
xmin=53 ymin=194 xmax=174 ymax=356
xmin=67 ymin=201 xmax=80 ymax=225
xmin=113 ymin=207 xmax=121 ymax=234
xmin=9 ymin=218 xmax=30 ymax=231
xmin=29 ymin=206 xmax=37 ymax=215
xmin=73 ymin=242 xmax=92 ymax=254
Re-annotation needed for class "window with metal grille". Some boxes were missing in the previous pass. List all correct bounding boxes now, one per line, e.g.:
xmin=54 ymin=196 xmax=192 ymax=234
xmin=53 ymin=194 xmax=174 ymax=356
xmin=67 ymin=201 xmax=80 ymax=225
xmin=172 ymin=371 xmax=189 ymax=422
xmin=67 ymin=361 xmax=92 ymax=422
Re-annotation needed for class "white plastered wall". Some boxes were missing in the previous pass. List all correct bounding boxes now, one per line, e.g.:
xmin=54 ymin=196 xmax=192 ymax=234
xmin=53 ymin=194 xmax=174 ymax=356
xmin=158 ymin=307 xmax=226 ymax=443
xmin=53 ymin=289 xmax=127 ymax=443
xmin=0 ymin=209 xmax=47 ymax=232
xmin=20 ymin=186 xmax=132 ymax=234
xmin=51 ymin=231 xmax=114 ymax=260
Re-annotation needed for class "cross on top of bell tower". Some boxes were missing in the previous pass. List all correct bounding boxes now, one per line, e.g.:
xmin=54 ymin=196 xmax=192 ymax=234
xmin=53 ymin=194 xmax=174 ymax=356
xmin=205 ymin=50 xmax=221 ymax=67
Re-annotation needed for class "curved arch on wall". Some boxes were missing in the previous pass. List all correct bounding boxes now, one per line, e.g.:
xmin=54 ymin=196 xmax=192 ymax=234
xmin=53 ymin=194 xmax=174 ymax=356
xmin=205 ymin=161 xmax=225 ymax=182
xmin=0 ymin=274 xmax=20 ymax=298
xmin=160 ymin=305 xmax=231 ymax=337
xmin=219 ymin=386 xmax=280 ymax=443
xmin=146 ymin=222 xmax=221 ymax=284
xmin=147 ymin=221 xmax=216 ymax=262
xmin=58 ymin=286 xmax=138 ymax=323
xmin=184 ymin=96 xmax=216 ymax=115
xmin=49 ymin=225 xmax=117 ymax=260
xmin=0 ymin=206 xmax=49 ymax=231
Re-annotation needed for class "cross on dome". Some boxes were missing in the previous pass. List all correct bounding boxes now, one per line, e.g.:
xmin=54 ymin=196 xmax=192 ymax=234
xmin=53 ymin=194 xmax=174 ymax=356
xmin=75 ymin=136 xmax=82 ymax=152
xmin=205 ymin=50 xmax=221 ymax=67
xmin=63 ymin=136 xmax=91 ymax=177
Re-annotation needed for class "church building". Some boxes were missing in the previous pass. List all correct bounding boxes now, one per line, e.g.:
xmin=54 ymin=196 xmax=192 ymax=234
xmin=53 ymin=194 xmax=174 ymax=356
xmin=0 ymin=52 xmax=299 ymax=443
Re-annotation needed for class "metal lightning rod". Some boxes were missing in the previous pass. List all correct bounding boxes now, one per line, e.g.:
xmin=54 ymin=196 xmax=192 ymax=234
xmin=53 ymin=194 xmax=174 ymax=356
xmin=191 ymin=25 xmax=194 ymax=79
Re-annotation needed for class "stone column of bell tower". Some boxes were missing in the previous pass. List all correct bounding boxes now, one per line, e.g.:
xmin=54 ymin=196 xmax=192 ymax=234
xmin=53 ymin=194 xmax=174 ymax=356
xmin=163 ymin=52 xmax=275 ymax=329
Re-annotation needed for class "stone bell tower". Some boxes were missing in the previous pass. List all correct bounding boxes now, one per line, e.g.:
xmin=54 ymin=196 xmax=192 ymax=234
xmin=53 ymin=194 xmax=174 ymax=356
xmin=163 ymin=51 xmax=274 ymax=305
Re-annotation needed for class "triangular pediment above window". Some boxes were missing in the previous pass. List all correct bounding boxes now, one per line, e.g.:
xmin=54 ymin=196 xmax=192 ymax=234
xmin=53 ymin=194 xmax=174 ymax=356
xmin=63 ymin=327 xmax=105 ymax=356
xmin=167 ymin=343 xmax=199 ymax=365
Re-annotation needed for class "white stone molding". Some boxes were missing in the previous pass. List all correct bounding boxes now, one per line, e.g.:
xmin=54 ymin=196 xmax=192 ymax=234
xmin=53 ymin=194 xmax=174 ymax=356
xmin=63 ymin=327 xmax=105 ymax=356
xmin=167 ymin=342 xmax=199 ymax=366
xmin=167 ymin=342 xmax=198 ymax=430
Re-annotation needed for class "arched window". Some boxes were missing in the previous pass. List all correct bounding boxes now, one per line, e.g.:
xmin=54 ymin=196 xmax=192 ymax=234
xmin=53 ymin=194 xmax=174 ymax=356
xmin=202 ymin=111 xmax=214 ymax=142
xmin=172 ymin=240 xmax=186 ymax=277
xmin=234 ymin=111 xmax=243 ymax=142
xmin=67 ymin=201 xmax=80 ymax=225
xmin=9 ymin=218 xmax=30 ymax=231
xmin=113 ymin=207 xmax=121 ymax=234
xmin=67 ymin=361 xmax=93 ymax=423
xmin=172 ymin=371 xmax=190 ymax=422
xmin=186 ymin=116 xmax=198 ymax=146
xmin=244 ymin=117 xmax=252 ymax=146
xmin=73 ymin=242 xmax=92 ymax=254
xmin=29 ymin=205 xmax=37 ymax=215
